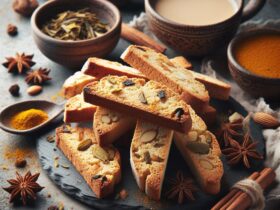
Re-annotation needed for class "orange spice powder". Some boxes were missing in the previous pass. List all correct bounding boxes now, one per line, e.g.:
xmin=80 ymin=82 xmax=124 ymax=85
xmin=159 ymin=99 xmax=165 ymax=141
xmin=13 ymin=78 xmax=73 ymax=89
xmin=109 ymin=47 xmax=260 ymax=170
xmin=235 ymin=34 xmax=280 ymax=78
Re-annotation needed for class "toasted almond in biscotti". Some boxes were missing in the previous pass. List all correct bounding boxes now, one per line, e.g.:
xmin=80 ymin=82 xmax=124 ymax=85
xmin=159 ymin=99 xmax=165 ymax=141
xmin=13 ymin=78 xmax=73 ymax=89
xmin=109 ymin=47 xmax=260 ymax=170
xmin=174 ymin=106 xmax=223 ymax=195
xmin=130 ymin=120 xmax=174 ymax=200
xmin=56 ymin=125 xmax=121 ymax=198
xmin=83 ymin=75 xmax=192 ymax=133
xmin=94 ymin=107 xmax=136 ymax=146
xmin=121 ymin=45 xmax=209 ymax=112
xmin=82 ymin=57 xmax=147 ymax=79
xmin=64 ymin=94 xmax=97 ymax=123
xmin=62 ymin=72 xmax=97 ymax=99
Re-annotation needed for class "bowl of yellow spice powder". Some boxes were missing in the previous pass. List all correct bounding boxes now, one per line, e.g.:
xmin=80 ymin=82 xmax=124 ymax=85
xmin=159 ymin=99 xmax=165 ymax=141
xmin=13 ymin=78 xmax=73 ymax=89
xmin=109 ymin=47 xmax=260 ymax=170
xmin=228 ymin=29 xmax=280 ymax=100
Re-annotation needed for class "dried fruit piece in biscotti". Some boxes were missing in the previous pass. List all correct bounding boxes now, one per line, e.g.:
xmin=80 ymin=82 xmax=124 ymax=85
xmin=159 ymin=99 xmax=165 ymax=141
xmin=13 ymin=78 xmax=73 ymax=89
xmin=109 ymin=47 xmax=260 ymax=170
xmin=121 ymin=45 xmax=209 ymax=112
xmin=55 ymin=125 xmax=121 ymax=198
xmin=130 ymin=120 xmax=174 ymax=200
xmin=83 ymin=75 xmax=192 ymax=133
xmin=94 ymin=107 xmax=136 ymax=146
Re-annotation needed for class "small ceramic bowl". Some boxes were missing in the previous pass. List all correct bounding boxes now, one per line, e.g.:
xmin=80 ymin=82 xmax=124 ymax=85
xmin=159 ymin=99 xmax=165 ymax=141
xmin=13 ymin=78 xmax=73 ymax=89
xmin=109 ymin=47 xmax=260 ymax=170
xmin=227 ymin=29 xmax=280 ymax=100
xmin=145 ymin=0 xmax=265 ymax=56
xmin=31 ymin=0 xmax=121 ymax=68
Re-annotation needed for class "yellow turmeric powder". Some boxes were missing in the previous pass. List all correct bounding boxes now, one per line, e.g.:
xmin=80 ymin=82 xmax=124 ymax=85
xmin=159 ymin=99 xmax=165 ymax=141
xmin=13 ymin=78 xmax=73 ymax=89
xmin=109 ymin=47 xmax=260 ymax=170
xmin=235 ymin=34 xmax=280 ymax=78
xmin=10 ymin=108 xmax=48 ymax=130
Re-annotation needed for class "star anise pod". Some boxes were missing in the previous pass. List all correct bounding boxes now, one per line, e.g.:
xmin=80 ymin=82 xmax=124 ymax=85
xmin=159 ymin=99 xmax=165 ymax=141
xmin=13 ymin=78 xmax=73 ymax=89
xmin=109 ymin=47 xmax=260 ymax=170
xmin=222 ymin=132 xmax=263 ymax=168
xmin=25 ymin=68 xmax=51 ymax=84
xmin=216 ymin=118 xmax=243 ymax=147
xmin=2 ymin=171 xmax=44 ymax=205
xmin=2 ymin=53 xmax=35 ymax=74
xmin=165 ymin=171 xmax=197 ymax=204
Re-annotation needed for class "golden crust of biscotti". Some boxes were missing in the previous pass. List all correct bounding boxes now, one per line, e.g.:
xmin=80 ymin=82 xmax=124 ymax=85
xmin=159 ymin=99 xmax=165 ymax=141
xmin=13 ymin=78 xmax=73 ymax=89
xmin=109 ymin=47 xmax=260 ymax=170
xmin=94 ymin=107 xmax=136 ymax=146
xmin=83 ymin=75 xmax=192 ymax=133
xmin=174 ymin=107 xmax=223 ymax=195
xmin=64 ymin=94 xmax=97 ymax=123
xmin=121 ymin=45 xmax=209 ymax=112
xmin=82 ymin=57 xmax=146 ymax=79
xmin=62 ymin=72 xmax=97 ymax=99
xmin=55 ymin=125 xmax=121 ymax=198
xmin=130 ymin=120 xmax=174 ymax=200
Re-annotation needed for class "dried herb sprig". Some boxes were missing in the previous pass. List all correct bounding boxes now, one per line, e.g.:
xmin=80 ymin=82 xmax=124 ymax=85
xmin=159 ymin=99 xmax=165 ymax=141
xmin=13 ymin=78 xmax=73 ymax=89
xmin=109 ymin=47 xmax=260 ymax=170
xmin=42 ymin=8 xmax=109 ymax=41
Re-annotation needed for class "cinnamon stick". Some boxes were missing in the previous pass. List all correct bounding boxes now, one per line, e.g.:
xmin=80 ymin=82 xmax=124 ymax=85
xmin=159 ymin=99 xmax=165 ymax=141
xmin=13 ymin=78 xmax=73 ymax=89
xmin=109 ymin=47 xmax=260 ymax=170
xmin=211 ymin=172 xmax=259 ymax=210
xmin=227 ymin=168 xmax=276 ymax=210
xmin=121 ymin=23 xmax=167 ymax=53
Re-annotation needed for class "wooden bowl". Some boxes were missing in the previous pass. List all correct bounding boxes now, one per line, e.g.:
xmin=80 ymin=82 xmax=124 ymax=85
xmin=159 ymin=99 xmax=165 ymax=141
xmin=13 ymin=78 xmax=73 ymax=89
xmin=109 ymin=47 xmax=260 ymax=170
xmin=227 ymin=29 xmax=280 ymax=100
xmin=31 ymin=0 xmax=121 ymax=68
xmin=145 ymin=0 xmax=265 ymax=56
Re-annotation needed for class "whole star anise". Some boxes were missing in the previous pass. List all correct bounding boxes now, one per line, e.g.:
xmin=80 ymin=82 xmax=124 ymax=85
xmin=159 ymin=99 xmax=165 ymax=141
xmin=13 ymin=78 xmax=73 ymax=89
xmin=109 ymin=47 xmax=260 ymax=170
xmin=165 ymin=171 xmax=197 ymax=204
xmin=25 ymin=68 xmax=51 ymax=84
xmin=2 ymin=53 xmax=35 ymax=74
xmin=216 ymin=118 xmax=243 ymax=147
xmin=222 ymin=132 xmax=263 ymax=168
xmin=2 ymin=171 xmax=44 ymax=205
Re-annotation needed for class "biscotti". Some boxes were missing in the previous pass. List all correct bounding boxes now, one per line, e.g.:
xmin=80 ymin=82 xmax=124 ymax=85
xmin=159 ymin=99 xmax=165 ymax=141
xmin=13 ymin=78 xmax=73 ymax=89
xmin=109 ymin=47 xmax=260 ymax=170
xmin=130 ymin=120 xmax=174 ymax=200
xmin=94 ymin=107 xmax=136 ymax=146
xmin=56 ymin=125 xmax=121 ymax=198
xmin=121 ymin=45 xmax=209 ymax=112
xmin=62 ymin=72 xmax=97 ymax=99
xmin=188 ymin=71 xmax=231 ymax=100
xmin=64 ymin=94 xmax=97 ymax=123
xmin=170 ymin=56 xmax=193 ymax=69
xmin=83 ymin=75 xmax=192 ymax=133
xmin=174 ymin=107 xmax=223 ymax=195
xmin=82 ymin=57 xmax=146 ymax=79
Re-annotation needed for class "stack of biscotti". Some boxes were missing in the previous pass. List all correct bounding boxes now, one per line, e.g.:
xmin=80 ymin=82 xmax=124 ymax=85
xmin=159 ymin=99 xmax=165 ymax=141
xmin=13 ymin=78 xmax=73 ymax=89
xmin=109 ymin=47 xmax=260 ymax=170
xmin=56 ymin=125 xmax=121 ymax=198
xmin=174 ymin=106 xmax=223 ymax=195
xmin=130 ymin=120 xmax=173 ymax=200
xmin=121 ymin=45 xmax=210 ymax=112
xmin=83 ymin=75 xmax=192 ymax=133
xmin=94 ymin=107 xmax=135 ymax=146
xmin=64 ymin=94 xmax=97 ymax=123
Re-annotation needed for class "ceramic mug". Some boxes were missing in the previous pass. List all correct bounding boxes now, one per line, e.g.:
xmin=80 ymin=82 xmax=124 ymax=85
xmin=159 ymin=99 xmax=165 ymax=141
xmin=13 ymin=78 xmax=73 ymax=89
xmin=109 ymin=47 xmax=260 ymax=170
xmin=145 ymin=0 xmax=266 ymax=56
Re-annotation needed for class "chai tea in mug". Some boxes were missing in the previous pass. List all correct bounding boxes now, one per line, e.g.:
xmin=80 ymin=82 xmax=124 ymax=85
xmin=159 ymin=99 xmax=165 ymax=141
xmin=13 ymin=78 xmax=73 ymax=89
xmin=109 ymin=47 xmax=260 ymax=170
xmin=155 ymin=0 xmax=238 ymax=26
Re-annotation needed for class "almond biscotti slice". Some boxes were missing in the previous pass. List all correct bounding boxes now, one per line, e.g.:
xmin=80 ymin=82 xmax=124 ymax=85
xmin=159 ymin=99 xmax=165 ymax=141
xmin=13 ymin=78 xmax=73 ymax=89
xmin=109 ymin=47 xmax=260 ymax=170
xmin=94 ymin=107 xmax=136 ymax=146
xmin=62 ymin=72 xmax=97 ymax=99
xmin=64 ymin=94 xmax=97 ymax=123
xmin=121 ymin=45 xmax=209 ymax=112
xmin=56 ymin=125 xmax=121 ymax=198
xmin=130 ymin=120 xmax=174 ymax=200
xmin=82 ymin=57 xmax=146 ymax=79
xmin=83 ymin=75 xmax=192 ymax=133
xmin=170 ymin=56 xmax=231 ymax=100
xmin=174 ymin=107 xmax=223 ymax=195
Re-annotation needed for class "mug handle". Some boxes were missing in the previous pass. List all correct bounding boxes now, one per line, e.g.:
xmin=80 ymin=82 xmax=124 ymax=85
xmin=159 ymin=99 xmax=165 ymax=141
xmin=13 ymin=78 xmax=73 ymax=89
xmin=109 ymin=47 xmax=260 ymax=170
xmin=241 ymin=0 xmax=266 ymax=22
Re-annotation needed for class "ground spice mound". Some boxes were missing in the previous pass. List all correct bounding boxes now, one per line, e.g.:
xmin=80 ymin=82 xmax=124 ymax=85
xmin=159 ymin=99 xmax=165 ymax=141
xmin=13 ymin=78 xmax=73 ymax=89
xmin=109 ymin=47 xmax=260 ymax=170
xmin=10 ymin=108 xmax=48 ymax=130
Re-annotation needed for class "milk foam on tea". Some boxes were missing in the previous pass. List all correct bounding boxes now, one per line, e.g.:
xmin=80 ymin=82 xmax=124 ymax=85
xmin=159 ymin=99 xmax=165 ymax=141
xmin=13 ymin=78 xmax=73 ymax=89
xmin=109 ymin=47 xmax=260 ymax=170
xmin=155 ymin=0 xmax=238 ymax=26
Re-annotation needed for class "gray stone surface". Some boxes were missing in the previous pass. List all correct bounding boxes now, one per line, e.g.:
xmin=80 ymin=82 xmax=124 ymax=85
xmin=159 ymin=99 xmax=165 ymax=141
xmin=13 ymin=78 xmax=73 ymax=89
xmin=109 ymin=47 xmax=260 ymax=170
xmin=0 ymin=0 xmax=279 ymax=210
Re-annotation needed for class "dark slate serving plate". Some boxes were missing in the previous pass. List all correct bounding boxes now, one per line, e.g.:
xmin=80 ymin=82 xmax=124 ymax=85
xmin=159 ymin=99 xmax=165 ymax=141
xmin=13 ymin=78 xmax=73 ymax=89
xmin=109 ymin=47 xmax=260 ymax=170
xmin=37 ymin=98 xmax=265 ymax=210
